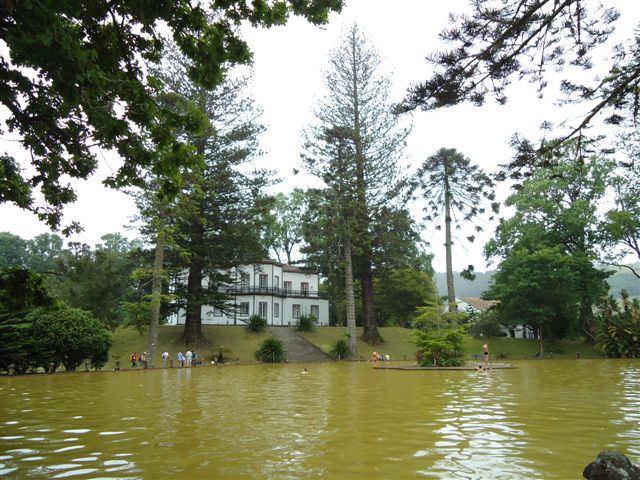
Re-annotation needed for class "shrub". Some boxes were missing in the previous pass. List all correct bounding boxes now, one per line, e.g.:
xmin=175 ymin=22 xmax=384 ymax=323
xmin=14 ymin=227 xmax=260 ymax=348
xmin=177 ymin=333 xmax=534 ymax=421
xmin=246 ymin=314 xmax=267 ymax=333
xmin=295 ymin=314 xmax=316 ymax=332
xmin=595 ymin=292 xmax=640 ymax=358
xmin=329 ymin=338 xmax=350 ymax=360
xmin=27 ymin=303 xmax=113 ymax=371
xmin=412 ymin=325 xmax=467 ymax=367
xmin=255 ymin=337 xmax=285 ymax=363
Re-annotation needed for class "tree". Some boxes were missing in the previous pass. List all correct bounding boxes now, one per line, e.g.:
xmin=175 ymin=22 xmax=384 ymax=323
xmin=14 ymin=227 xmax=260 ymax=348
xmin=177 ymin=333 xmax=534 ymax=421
xmin=27 ymin=304 xmax=112 ymax=371
xmin=262 ymin=189 xmax=307 ymax=264
xmin=1 ymin=0 xmax=343 ymax=231
xmin=0 ymin=268 xmax=53 ymax=373
xmin=486 ymin=140 xmax=612 ymax=339
xmin=414 ymin=148 xmax=497 ymax=312
xmin=303 ymin=129 xmax=360 ymax=356
xmin=0 ymin=232 xmax=27 ymax=269
xmin=24 ymin=233 xmax=64 ymax=273
xmin=400 ymin=1 xmax=639 ymax=146
xmin=485 ymin=246 xmax=582 ymax=356
xmin=155 ymin=48 xmax=272 ymax=346
xmin=374 ymin=268 xmax=438 ymax=327
xmin=303 ymin=24 xmax=410 ymax=344
xmin=601 ymin=130 xmax=640 ymax=278
xmin=53 ymin=236 xmax=139 ymax=330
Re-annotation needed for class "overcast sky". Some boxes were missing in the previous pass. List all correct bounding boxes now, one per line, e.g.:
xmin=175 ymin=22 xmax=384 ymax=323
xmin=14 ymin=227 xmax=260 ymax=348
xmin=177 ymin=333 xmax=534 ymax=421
xmin=1 ymin=0 xmax=636 ymax=272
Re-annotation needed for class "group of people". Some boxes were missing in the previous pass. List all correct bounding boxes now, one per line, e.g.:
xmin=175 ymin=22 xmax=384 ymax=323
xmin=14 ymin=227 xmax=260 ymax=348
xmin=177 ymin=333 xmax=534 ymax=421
xmin=129 ymin=351 xmax=148 ymax=368
xmin=127 ymin=349 xmax=227 ymax=369
xmin=369 ymin=351 xmax=391 ymax=362
xmin=175 ymin=350 xmax=198 ymax=367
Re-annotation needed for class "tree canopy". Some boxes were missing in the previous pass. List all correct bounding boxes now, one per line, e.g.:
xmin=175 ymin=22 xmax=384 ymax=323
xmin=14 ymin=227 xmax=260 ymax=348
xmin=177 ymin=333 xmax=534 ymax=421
xmin=1 ymin=0 xmax=343 ymax=231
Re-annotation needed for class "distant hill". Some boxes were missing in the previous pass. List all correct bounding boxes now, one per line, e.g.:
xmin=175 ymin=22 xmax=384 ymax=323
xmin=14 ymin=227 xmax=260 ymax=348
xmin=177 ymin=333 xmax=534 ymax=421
xmin=433 ymin=271 xmax=494 ymax=298
xmin=602 ymin=264 xmax=640 ymax=297
xmin=434 ymin=264 xmax=639 ymax=299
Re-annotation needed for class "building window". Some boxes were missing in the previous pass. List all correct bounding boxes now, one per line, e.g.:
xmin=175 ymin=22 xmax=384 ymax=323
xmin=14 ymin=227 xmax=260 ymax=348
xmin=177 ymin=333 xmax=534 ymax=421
xmin=240 ymin=272 xmax=250 ymax=288
xmin=259 ymin=273 xmax=268 ymax=288
xmin=301 ymin=282 xmax=309 ymax=296
xmin=292 ymin=304 xmax=301 ymax=319
xmin=274 ymin=303 xmax=280 ymax=318
xmin=213 ymin=307 xmax=223 ymax=317
xmin=259 ymin=302 xmax=268 ymax=320
xmin=274 ymin=275 xmax=279 ymax=288
xmin=239 ymin=302 xmax=249 ymax=316
xmin=310 ymin=305 xmax=319 ymax=320
xmin=284 ymin=281 xmax=292 ymax=293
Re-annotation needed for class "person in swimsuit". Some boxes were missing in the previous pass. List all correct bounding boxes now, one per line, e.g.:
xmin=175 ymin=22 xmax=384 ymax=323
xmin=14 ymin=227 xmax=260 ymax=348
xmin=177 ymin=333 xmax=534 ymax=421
xmin=482 ymin=343 xmax=489 ymax=367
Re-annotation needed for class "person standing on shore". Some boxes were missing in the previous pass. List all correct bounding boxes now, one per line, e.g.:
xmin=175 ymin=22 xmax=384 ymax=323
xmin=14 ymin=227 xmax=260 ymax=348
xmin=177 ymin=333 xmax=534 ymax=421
xmin=162 ymin=351 xmax=169 ymax=367
xmin=483 ymin=343 xmax=490 ymax=367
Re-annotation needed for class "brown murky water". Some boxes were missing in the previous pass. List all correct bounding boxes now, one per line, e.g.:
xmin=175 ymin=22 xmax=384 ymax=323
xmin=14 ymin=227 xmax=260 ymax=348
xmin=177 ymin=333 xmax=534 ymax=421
xmin=1 ymin=360 xmax=639 ymax=479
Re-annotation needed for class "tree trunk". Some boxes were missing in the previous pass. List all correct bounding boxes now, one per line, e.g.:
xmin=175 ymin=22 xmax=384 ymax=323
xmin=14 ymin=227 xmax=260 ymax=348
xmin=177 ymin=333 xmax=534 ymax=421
xmin=361 ymin=256 xmax=380 ymax=344
xmin=444 ymin=166 xmax=457 ymax=312
xmin=538 ymin=327 xmax=544 ymax=357
xmin=344 ymin=239 xmax=358 ymax=358
xmin=183 ymin=221 xmax=207 ymax=346
xmin=580 ymin=299 xmax=596 ymax=341
xmin=146 ymin=228 xmax=165 ymax=367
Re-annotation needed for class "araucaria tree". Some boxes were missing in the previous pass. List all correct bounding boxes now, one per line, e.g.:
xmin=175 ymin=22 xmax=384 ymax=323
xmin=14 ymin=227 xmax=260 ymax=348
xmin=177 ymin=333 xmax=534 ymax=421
xmin=414 ymin=148 xmax=497 ymax=312
xmin=152 ymin=48 xmax=271 ymax=346
xmin=303 ymin=25 xmax=410 ymax=344
xmin=400 ymin=1 xmax=639 ymax=142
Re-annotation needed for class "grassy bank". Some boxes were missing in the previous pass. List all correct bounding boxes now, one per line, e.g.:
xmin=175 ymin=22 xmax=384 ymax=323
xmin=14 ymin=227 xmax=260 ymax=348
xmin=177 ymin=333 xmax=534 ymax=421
xmin=107 ymin=325 xmax=603 ymax=369
xmin=300 ymin=327 xmax=603 ymax=361
xmin=109 ymin=325 xmax=271 ymax=368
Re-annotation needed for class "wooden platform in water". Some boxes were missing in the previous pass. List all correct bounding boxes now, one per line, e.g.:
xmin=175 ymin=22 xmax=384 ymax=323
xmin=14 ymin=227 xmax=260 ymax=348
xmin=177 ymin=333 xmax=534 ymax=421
xmin=373 ymin=364 xmax=517 ymax=371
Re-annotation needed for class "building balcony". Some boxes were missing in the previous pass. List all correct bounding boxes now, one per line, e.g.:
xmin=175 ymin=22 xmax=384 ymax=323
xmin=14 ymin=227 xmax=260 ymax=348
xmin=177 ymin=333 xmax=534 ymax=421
xmin=220 ymin=286 xmax=328 ymax=299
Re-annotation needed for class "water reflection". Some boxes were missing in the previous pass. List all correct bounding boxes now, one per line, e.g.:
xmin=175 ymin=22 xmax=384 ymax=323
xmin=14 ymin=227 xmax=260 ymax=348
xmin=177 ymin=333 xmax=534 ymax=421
xmin=0 ymin=360 xmax=638 ymax=478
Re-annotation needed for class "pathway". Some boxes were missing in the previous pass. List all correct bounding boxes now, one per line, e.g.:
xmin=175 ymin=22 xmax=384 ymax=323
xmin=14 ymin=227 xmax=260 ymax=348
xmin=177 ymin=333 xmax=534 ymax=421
xmin=269 ymin=327 xmax=334 ymax=363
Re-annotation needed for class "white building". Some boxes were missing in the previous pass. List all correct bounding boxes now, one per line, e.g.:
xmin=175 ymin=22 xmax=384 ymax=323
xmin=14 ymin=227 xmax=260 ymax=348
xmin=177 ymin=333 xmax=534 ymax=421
xmin=166 ymin=261 xmax=330 ymax=326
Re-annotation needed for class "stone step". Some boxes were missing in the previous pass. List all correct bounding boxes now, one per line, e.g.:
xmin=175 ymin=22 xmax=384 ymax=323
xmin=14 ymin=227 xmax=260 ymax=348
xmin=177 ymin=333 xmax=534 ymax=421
xmin=269 ymin=326 xmax=334 ymax=363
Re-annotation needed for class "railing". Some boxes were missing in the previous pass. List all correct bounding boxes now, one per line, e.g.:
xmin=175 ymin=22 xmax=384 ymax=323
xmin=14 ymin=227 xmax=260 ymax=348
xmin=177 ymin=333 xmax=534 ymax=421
xmin=219 ymin=286 xmax=328 ymax=299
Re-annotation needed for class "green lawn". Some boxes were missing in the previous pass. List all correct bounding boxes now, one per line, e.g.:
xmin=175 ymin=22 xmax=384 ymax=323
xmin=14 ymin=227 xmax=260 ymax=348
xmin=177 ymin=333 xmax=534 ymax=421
xmin=300 ymin=327 xmax=603 ymax=360
xmin=109 ymin=325 xmax=271 ymax=368
xmin=107 ymin=325 xmax=603 ymax=369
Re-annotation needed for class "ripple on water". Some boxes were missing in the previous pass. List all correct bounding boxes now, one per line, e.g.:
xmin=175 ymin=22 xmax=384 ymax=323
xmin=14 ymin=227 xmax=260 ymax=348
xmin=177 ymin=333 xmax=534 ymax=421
xmin=6 ymin=448 xmax=37 ymax=455
xmin=0 ymin=466 xmax=18 ymax=476
xmin=53 ymin=445 xmax=84 ymax=453
xmin=63 ymin=429 xmax=90 ymax=434
xmin=52 ymin=468 xmax=99 ymax=478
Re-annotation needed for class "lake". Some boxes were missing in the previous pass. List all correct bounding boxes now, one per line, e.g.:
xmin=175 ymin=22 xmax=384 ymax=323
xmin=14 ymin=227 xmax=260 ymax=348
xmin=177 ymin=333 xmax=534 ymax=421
xmin=1 ymin=360 xmax=639 ymax=479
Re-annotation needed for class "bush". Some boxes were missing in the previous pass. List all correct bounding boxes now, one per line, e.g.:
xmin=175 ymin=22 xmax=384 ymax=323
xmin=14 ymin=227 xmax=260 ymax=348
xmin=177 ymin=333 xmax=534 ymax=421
xmin=296 ymin=314 xmax=316 ymax=332
xmin=27 ymin=303 xmax=113 ymax=371
xmin=595 ymin=292 xmax=640 ymax=358
xmin=246 ymin=314 xmax=267 ymax=333
xmin=329 ymin=338 xmax=350 ymax=360
xmin=412 ymin=325 xmax=467 ymax=367
xmin=255 ymin=337 xmax=285 ymax=363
